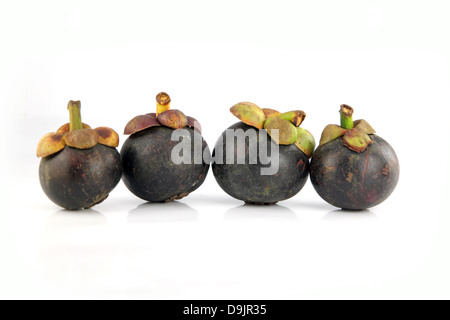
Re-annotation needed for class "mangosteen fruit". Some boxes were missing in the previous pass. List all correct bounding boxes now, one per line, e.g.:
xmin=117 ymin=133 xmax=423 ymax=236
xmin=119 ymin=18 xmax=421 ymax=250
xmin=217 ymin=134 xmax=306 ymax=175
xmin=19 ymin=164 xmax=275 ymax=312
xmin=212 ymin=102 xmax=315 ymax=205
xmin=310 ymin=104 xmax=400 ymax=210
xmin=121 ymin=92 xmax=210 ymax=202
xmin=37 ymin=101 xmax=122 ymax=210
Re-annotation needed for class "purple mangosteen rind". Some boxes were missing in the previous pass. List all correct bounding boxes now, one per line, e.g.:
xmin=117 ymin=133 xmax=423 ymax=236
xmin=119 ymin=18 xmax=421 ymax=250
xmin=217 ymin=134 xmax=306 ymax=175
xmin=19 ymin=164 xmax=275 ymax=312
xmin=40 ymin=144 xmax=122 ymax=210
xmin=121 ymin=126 xmax=210 ymax=203
xmin=310 ymin=135 xmax=399 ymax=210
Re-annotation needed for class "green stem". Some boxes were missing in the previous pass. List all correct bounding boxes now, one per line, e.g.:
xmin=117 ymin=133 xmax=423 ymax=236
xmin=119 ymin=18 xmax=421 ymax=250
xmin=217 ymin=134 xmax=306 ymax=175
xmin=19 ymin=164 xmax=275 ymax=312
xmin=340 ymin=104 xmax=354 ymax=130
xmin=68 ymin=100 xmax=83 ymax=132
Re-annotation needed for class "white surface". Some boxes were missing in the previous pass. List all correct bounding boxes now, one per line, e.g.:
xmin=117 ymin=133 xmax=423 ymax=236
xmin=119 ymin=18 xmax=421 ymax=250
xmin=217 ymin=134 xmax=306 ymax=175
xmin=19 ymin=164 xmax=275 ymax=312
xmin=1 ymin=0 xmax=450 ymax=299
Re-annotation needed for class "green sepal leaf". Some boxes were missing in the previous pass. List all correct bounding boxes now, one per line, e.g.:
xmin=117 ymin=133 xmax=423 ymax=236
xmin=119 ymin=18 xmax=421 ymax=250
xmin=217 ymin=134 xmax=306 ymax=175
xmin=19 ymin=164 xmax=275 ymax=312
xmin=277 ymin=110 xmax=306 ymax=127
xmin=230 ymin=102 xmax=266 ymax=129
xmin=319 ymin=124 xmax=347 ymax=147
xmin=264 ymin=117 xmax=298 ymax=145
xmin=353 ymin=119 xmax=376 ymax=135
xmin=262 ymin=108 xmax=281 ymax=119
xmin=342 ymin=127 xmax=373 ymax=153
xmin=295 ymin=127 xmax=316 ymax=158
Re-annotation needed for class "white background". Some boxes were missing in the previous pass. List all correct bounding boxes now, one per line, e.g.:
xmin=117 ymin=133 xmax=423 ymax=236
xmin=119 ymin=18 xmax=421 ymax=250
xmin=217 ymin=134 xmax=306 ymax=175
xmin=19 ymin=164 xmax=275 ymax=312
xmin=1 ymin=0 xmax=449 ymax=299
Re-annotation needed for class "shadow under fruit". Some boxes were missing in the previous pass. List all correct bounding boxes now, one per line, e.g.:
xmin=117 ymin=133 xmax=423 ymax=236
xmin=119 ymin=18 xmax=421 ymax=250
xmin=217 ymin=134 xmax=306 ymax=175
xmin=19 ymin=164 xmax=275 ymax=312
xmin=212 ymin=102 xmax=315 ymax=205
xmin=121 ymin=92 xmax=210 ymax=202
xmin=37 ymin=101 xmax=122 ymax=210
xmin=310 ymin=104 xmax=400 ymax=210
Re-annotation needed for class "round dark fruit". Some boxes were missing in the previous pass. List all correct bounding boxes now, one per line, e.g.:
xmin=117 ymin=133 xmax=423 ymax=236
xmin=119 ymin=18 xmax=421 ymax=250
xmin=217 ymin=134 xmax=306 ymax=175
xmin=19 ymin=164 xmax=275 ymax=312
xmin=212 ymin=122 xmax=309 ymax=204
xmin=39 ymin=145 xmax=122 ymax=210
xmin=211 ymin=102 xmax=315 ymax=205
xmin=121 ymin=92 xmax=210 ymax=202
xmin=310 ymin=105 xmax=400 ymax=210
xmin=121 ymin=126 xmax=210 ymax=202
xmin=311 ymin=136 xmax=399 ymax=210
xmin=37 ymin=100 xmax=122 ymax=210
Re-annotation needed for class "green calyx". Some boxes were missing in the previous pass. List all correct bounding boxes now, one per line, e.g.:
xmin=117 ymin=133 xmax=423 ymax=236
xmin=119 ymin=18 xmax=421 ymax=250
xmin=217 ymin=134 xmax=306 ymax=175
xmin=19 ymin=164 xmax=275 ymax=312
xmin=318 ymin=105 xmax=376 ymax=153
xmin=230 ymin=102 xmax=315 ymax=157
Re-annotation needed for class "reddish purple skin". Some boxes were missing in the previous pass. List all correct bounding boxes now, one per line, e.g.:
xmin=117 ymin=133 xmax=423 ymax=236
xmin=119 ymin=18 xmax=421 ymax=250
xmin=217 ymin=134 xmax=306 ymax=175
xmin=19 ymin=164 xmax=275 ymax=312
xmin=121 ymin=126 xmax=210 ymax=202
xmin=39 ymin=145 xmax=122 ymax=210
xmin=310 ymin=135 xmax=399 ymax=210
